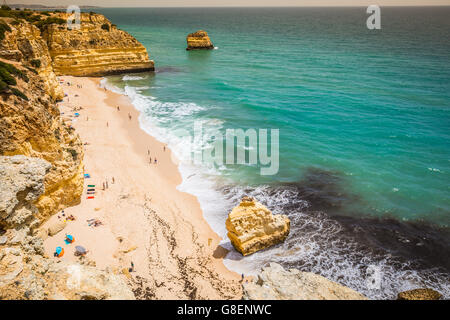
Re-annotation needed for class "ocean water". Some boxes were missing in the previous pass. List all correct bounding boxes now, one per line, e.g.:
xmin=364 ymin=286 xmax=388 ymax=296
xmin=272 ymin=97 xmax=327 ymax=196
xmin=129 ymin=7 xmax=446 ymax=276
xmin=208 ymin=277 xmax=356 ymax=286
xmin=95 ymin=7 xmax=450 ymax=299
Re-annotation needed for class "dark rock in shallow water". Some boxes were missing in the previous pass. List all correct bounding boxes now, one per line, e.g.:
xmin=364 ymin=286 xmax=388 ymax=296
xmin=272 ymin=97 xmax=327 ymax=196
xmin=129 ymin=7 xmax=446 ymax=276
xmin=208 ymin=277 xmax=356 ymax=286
xmin=397 ymin=288 xmax=442 ymax=300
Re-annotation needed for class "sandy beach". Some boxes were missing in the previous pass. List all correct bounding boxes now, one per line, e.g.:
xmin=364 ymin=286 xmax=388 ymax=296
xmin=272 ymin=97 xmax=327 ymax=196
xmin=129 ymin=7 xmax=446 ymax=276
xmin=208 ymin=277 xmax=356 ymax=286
xmin=41 ymin=76 xmax=242 ymax=299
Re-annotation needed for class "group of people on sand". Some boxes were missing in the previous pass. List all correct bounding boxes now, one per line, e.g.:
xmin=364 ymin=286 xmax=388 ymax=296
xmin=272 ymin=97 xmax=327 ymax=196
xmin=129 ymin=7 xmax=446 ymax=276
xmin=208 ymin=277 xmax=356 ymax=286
xmin=57 ymin=210 xmax=76 ymax=221
xmin=102 ymin=177 xmax=115 ymax=191
xmin=147 ymin=145 xmax=168 ymax=165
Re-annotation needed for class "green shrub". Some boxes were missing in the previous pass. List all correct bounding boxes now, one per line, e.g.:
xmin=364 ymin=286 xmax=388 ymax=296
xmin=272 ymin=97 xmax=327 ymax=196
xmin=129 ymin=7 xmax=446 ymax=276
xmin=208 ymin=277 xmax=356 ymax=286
xmin=0 ymin=67 xmax=16 ymax=85
xmin=26 ymin=66 xmax=38 ymax=74
xmin=0 ymin=21 xmax=11 ymax=40
xmin=0 ymin=61 xmax=29 ymax=83
xmin=1 ymin=5 xmax=11 ymax=11
xmin=35 ymin=16 xmax=66 ymax=31
xmin=11 ymin=87 xmax=28 ymax=101
xmin=101 ymin=23 xmax=110 ymax=31
xmin=0 ymin=79 xmax=7 ymax=92
xmin=30 ymin=59 xmax=41 ymax=68
xmin=67 ymin=148 xmax=78 ymax=160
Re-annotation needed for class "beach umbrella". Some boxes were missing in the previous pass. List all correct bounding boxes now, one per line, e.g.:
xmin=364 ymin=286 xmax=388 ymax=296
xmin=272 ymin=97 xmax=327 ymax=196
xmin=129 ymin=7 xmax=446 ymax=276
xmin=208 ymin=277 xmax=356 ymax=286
xmin=65 ymin=234 xmax=75 ymax=244
xmin=55 ymin=246 xmax=64 ymax=258
xmin=75 ymin=246 xmax=87 ymax=256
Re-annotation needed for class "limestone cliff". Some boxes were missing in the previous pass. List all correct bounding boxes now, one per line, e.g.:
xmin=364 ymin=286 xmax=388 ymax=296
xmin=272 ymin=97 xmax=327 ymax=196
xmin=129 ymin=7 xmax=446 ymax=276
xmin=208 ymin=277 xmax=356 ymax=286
xmin=43 ymin=12 xmax=154 ymax=76
xmin=0 ymin=18 xmax=63 ymax=100
xmin=226 ymin=197 xmax=290 ymax=256
xmin=0 ymin=156 xmax=134 ymax=300
xmin=243 ymin=263 xmax=367 ymax=300
xmin=186 ymin=30 xmax=214 ymax=50
xmin=0 ymin=58 xmax=84 ymax=223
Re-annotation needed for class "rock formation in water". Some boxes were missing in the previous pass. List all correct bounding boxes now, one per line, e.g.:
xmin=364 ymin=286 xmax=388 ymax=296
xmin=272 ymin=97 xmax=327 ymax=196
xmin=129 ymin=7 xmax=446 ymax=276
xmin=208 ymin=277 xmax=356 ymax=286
xmin=0 ymin=155 xmax=134 ymax=300
xmin=186 ymin=30 xmax=214 ymax=50
xmin=225 ymin=197 xmax=290 ymax=256
xmin=43 ymin=12 xmax=154 ymax=76
xmin=243 ymin=263 xmax=367 ymax=300
xmin=397 ymin=288 xmax=442 ymax=300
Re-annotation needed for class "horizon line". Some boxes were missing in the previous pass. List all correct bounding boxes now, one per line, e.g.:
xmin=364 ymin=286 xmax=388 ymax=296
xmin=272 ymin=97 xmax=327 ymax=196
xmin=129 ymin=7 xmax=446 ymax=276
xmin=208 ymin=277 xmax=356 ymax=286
xmin=9 ymin=4 xmax=450 ymax=8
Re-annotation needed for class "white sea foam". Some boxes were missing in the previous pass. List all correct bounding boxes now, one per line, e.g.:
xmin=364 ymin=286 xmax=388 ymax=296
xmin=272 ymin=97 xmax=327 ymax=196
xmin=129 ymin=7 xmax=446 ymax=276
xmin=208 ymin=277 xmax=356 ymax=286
xmin=122 ymin=75 xmax=145 ymax=81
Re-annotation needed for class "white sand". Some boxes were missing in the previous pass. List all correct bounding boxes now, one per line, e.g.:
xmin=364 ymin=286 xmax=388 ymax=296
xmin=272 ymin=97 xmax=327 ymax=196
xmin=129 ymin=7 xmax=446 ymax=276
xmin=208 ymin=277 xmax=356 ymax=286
xmin=42 ymin=76 xmax=242 ymax=299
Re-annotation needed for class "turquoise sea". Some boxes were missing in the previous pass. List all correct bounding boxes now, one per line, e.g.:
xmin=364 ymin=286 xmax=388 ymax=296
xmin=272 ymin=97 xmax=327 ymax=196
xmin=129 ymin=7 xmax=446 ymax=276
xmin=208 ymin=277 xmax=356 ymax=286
xmin=95 ymin=7 xmax=450 ymax=299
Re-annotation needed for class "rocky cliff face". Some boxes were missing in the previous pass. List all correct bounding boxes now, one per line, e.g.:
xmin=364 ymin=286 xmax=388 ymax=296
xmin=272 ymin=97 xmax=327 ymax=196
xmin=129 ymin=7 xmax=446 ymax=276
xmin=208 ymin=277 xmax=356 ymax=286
xmin=43 ymin=13 xmax=154 ymax=76
xmin=226 ymin=197 xmax=290 ymax=256
xmin=186 ymin=30 xmax=214 ymax=50
xmin=243 ymin=263 xmax=367 ymax=300
xmin=0 ymin=156 xmax=134 ymax=300
xmin=0 ymin=58 xmax=84 ymax=223
xmin=0 ymin=18 xmax=63 ymax=100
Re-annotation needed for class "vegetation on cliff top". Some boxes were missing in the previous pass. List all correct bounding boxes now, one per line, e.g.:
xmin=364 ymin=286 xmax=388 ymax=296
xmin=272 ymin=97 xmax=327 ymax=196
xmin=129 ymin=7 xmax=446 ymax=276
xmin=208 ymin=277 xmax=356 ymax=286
xmin=0 ymin=7 xmax=66 ymax=32
xmin=0 ymin=61 xmax=29 ymax=100
xmin=0 ymin=21 xmax=11 ymax=40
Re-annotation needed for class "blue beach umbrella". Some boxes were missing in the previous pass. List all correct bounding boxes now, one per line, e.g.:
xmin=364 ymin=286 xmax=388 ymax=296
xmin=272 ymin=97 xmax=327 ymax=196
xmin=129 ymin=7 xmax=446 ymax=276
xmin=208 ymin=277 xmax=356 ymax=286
xmin=65 ymin=234 xmax=75 ymax=244
xmin=55 ymin=246 xmax=64 ymax=257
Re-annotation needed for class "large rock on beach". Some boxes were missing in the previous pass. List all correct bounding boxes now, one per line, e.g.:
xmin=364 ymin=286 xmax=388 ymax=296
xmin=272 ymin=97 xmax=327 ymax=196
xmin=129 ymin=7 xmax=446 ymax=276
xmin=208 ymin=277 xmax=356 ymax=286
xmin=397 ymin=288 xmax=442 ymax=300
xmin=225 ymin=197 xmax=290 ymax=256
xmin=243 ymin=263 xmax=367 ymax=300
xmin=186 ymin=30 xmax=214 ymax=50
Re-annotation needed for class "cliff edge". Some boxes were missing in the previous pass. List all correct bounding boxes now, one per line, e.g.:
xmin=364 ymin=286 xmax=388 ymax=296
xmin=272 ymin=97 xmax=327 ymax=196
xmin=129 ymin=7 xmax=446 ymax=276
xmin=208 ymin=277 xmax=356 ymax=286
xmin=43 ymin=12 xmax=154 ymax=76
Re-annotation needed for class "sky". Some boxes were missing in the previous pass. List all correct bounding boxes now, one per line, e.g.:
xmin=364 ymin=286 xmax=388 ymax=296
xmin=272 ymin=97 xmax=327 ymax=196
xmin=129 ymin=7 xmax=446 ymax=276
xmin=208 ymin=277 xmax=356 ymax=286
xmin=7 ymin=0 xmax=450 ymax=7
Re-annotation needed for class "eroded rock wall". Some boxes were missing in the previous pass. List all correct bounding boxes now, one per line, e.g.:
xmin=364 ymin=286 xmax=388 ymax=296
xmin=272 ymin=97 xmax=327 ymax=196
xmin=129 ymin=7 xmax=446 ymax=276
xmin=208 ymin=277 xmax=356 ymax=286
xmin=0 ymin=156 xmax=134 ymax=300
xmin=0 ymin=18 xmax=63 ymax=100
xmin=0 ymin=58 xmax=84 ymax=223
xmin=43 ymin=13 xmax=154 ymax=76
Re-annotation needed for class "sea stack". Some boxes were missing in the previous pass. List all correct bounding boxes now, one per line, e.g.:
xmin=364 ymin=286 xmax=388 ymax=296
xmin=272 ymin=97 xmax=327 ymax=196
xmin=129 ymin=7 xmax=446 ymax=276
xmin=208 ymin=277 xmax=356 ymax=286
xmin=186 ymin=30 xmax=214 ymax=50
xmin=225 ymin=197 xmax=290 ymax=256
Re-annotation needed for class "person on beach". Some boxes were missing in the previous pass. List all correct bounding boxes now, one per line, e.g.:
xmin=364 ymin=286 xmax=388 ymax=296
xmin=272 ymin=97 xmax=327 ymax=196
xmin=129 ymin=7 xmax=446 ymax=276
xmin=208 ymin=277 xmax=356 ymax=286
xmin=102 ymin=182 xmax=105 ymax=190
xmin=147 ymin=149 xmax=150 ymax=155
xmin=149 ymin=157 xmax=152 ymax=164
xmin=106 ymin=181 xmax=109 ymax=189
xmin=117 ymin=106 xmax=120 ymax=111
xmin=163 ymin=146 xmax=166 ymax=152
xmin=112 ymin=177 xmax=115 ymax=184
xmin=128 ymin=113 xmax=132 ymax=120
xmin=106 ymin=121 xmax=109 ymax=127
xmin=154 ymin=158 xmax=157 ymax=164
